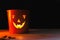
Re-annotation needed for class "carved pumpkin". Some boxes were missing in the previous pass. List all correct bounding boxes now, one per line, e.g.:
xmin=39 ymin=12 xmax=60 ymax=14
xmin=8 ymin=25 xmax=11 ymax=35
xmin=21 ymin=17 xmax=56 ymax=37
xmin=7 ymin=9 xmax=29 ymax=34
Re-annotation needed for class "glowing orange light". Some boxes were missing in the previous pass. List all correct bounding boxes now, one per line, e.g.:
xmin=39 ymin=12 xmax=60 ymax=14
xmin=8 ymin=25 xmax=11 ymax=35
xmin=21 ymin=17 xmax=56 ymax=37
xmin=17 ymin=19 xmax=21 ymax=23
xmin=12 ymin=15 xmax=15 ymax=19
xmin=7 ymin=10 xmax=11 ymax=22
xmin=7 ymin=10 xmax=29 ymax=34
xmin=13 ymin=21 xmax=25 ymax=29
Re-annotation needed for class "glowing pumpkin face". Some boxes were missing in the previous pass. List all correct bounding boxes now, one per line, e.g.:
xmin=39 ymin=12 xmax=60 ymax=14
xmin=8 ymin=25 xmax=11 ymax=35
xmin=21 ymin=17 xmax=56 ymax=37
xmin=12 ymin=11 xmax=27 ymax=29
xmin=7 ymin=10 xmax=29 ymax=34
xmin=12 ymin=14 xmax=26 ymax=29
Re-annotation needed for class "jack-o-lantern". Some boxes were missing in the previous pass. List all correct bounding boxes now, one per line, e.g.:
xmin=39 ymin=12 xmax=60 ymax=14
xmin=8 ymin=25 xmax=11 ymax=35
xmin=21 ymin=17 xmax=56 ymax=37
xmin=7 ymin=9 xmax=29 ymax=34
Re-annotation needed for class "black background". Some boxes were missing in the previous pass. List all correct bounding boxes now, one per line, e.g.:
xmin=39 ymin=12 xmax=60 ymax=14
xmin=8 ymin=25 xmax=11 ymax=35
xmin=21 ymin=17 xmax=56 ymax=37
xmin=0 ymin=0 xmax=60 ymax=29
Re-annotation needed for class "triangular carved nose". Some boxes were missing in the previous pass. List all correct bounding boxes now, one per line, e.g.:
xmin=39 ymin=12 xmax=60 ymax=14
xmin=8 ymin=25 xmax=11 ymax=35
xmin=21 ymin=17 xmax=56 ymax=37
xmin=17 ymin=19 xmax=21 ymax=23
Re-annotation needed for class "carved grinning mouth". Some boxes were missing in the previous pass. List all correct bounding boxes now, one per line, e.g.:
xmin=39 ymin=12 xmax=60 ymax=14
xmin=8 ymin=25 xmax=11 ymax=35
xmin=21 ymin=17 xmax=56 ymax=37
xmin=13 ymin=21 xmax=25 ymax=29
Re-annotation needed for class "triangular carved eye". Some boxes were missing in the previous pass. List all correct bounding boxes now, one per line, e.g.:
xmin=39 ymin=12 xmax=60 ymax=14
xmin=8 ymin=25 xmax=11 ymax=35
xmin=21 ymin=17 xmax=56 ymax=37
xmin=22 ymin=15 xmax=26 ymax=19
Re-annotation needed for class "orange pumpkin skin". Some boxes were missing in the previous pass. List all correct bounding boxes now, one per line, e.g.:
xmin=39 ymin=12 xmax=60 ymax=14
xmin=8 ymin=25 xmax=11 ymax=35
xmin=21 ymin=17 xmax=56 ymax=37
xmin=7 ymin=9 xmax=29 ymax=34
